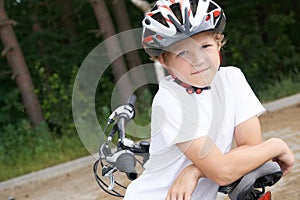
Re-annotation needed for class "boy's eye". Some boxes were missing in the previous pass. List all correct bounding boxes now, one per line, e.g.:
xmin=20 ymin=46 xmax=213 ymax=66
xmin=202 ymin=44 xmax=212 ymax=49
xmin=178 ymin=51 xmax=188 ymax=57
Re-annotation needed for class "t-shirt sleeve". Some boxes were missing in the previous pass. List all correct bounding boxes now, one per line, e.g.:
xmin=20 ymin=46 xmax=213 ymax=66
xmin=233 ymin=68 xmax=266 ymax=126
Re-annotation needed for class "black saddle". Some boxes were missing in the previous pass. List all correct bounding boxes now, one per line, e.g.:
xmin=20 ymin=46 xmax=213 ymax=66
xmin=218 ymin=161 xmax=283 ymax=200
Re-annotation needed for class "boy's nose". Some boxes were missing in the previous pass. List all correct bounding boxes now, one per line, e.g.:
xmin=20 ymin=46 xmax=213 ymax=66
xmin=189 ymin=50 xmax=206 ymax=66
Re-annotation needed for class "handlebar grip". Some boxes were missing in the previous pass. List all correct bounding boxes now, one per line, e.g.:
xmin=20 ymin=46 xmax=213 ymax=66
xmin=127 ymin=94 xmax=136 ymax=106
xmin=115 ymin=152 xmax=137 ymax=180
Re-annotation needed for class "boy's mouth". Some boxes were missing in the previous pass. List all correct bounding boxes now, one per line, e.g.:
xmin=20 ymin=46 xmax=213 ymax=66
xmin=191 ymin=67 xmax=210 ymax=75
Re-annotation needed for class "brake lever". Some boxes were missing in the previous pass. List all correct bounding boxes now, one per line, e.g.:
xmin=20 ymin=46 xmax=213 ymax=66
xmin=102 ymin=165 xmax=117 ymax=190
xmin=108 ymin=173 xmax=115 ymax=191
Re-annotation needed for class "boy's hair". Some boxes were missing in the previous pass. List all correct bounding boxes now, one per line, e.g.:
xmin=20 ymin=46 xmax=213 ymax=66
xmin=142 ymin=0 xmax=226 ymax=58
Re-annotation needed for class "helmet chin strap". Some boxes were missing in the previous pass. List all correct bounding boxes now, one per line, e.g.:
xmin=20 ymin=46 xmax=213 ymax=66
xmin=170 ymin=63 xmax=222 ymax=94
xmin=172 ymin=76 xmax=211 ymax=94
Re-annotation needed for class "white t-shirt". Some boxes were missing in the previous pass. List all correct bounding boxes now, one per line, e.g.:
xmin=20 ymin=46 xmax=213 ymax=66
xmin=124 ymin=66 xmax=265 ymax=200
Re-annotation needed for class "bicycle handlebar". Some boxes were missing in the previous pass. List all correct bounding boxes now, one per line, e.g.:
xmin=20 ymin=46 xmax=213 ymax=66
xmin=115 ymin=152 xmax=137 ymax=180
xmin=107 ymin=95 xmax=136 ymax=141
xmin=127 ymin=94 xmax=137 ymax=106
xmin=94 ymin=94 xmax=148 ymax=197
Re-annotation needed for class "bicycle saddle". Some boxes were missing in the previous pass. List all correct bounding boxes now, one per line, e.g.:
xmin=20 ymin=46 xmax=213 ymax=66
xmin=218 ymin=161 xmax=283 ymax=200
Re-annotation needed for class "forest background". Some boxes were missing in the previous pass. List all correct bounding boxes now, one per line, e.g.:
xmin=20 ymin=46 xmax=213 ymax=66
xmin=0 ymin=0 xmax=300 ymax=181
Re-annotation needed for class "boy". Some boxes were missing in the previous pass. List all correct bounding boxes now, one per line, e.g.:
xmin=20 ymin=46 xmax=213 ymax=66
xmin=124 ymin=0 xmax=294 ymax=199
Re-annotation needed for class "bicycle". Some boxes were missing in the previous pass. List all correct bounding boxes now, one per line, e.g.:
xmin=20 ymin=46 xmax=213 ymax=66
xmin=93 ymin=95 xmax=283 ymax=200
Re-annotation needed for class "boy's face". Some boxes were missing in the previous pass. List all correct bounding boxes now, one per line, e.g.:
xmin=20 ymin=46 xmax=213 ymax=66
xmin=161 ymin=32 xmax=221 ymax=87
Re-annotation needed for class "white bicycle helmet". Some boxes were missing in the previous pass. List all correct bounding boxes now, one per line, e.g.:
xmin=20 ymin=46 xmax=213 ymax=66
xmin=142 ymin=0 xmax=226 ymax=57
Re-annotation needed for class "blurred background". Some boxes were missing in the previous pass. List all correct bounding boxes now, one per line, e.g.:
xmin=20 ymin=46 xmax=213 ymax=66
xmin=0 ymin=0 xmax=299 ymax=182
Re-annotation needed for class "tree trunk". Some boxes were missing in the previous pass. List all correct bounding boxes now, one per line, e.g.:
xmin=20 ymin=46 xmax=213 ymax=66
xmin=31 ymin=14 xmax=42 ymax=32
xmin=89 ymin=0 xmax=133 ymax=102
xmin=129 ymin=0 xmax=166 ymax=82
xmin=56 ymin=0 xmax=78 ymax=43
xmin=29 ymin=3 xmax=53 ymax=75
xmin=130 ymin=0 xmax=151 ymax=13
xmin=110 ymin=0 xmax=148 ymax=86
xmin=0 ymin=0 xmax=44 ymax=127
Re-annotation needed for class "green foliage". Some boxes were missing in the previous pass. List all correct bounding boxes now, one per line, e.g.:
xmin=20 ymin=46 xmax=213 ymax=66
xmin=222 ymin=0 xmax=300 ymax=93
xmin=0 ymin=0 xmax=106 ymax=180
xmin=0 ymin=87 xmax=25 ymax=124
xmin=0 ymin=120 xmax=88 ymax=181
xmin=35 ymin=63 xmax=79 ymax=135
xmin=258 ymin=74 xmax=300 ymax=103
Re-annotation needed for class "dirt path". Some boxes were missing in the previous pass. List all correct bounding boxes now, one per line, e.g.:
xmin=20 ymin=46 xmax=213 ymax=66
xmin=258 ymin=104 xmax=300 ymax=200
xmin=1 ymin=104 xmax=300 ymax=200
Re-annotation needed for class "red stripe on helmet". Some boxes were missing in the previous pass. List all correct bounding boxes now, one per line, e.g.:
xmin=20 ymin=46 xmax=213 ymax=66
xmin=156 ymin=35 xmax=164 ymax=40
xmin=179 ymin=0 xmax=192 ymax=17
xmin=180 ymin=0 xmax=183 ymax=10
xmin=143 ymin=36 xmax=153 ymax=43
xmin=188 ymin=8 xmax=192 ymax=16
xmin=206 ymin=15 xmax=211 ymax=21
xmin=158 ymin=5 xmax=172 ymax=11
xmin=164 ymin=17 xmax=173 ymax=24
xmin=213 ymin=10 xmax=220 ymax=18
xmin=146 ymin=12 xmax=154 ymax=17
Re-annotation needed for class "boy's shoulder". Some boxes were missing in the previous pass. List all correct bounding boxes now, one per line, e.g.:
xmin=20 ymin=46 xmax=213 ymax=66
xmin=219 ymin=66 xmax=242 ymax=74
xmin=219 ymin=66 xmax=245 ymax=80
xmin=153 ymin=76 xmax=178 ymax=104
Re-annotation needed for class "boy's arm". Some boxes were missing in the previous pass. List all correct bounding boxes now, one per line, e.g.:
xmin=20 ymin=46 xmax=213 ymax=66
xmin=165 ymin=164 xmax=203 ymax=200
xmin=165 ymin=116 xmax=263 ymax=199
xmin=176 ymin=133 xmax=294 ymax=186
xmin=166 ymin=116 xmax=294 ymax=199
xmin=234 ymin=116 xmax=262 ymax=147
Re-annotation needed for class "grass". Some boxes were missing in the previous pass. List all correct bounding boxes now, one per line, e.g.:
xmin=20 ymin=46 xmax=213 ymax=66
xmin=0 ymin=121 xmax=89 ymax=181
xmin=0 ymin=137 xmax=88 ymax=181
xmin=257 ymin=74 xmax=300 ymax=103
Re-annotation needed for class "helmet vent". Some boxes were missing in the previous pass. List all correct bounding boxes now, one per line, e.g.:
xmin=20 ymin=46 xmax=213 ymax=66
xmin=152 ymin=12 xmax=170 ymax=27
xmin=150 ymin=5 xmax=158 ymax=12
xmin=207 ymin=1 xmax=218 ymax=13
xmin=190 ymin=0 xmax=199 ymax=17
xmin=170 ymin=3 xmax=183 ymax=24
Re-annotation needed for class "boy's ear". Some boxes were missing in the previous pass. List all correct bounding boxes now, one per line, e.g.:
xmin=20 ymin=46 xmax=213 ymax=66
xmin=156 ymin=55 xmax=166 ymax=67
xmin=219 ymin=51 xmax=223 ymax=65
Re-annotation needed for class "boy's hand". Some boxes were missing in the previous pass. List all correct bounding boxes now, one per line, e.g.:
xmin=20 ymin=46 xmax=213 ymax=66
xmin=165 ymin=164 xmax=203 ymax=200
xmin=272 ymin=140 xmax=295 ymax=176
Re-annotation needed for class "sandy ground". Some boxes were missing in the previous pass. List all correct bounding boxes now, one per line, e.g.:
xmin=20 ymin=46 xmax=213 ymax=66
xmin=1 ymin=104 xmax=300 ymax=200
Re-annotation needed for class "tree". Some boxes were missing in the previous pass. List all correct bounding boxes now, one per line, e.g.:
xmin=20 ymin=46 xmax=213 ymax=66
xmin=55 ymin=0 xmax=78 ymax=44
xmin=89 ymin=0 xmax=133 ymax=103
xmin=129 ymin=0 xmax=166 ymax=82
xmin=109 ymin=0 xmax=146 ymax=80
xmin=0 ymin=0 xmax=43 ymax=127
xmin=130 ymin=0 xmax=151 ymax=13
